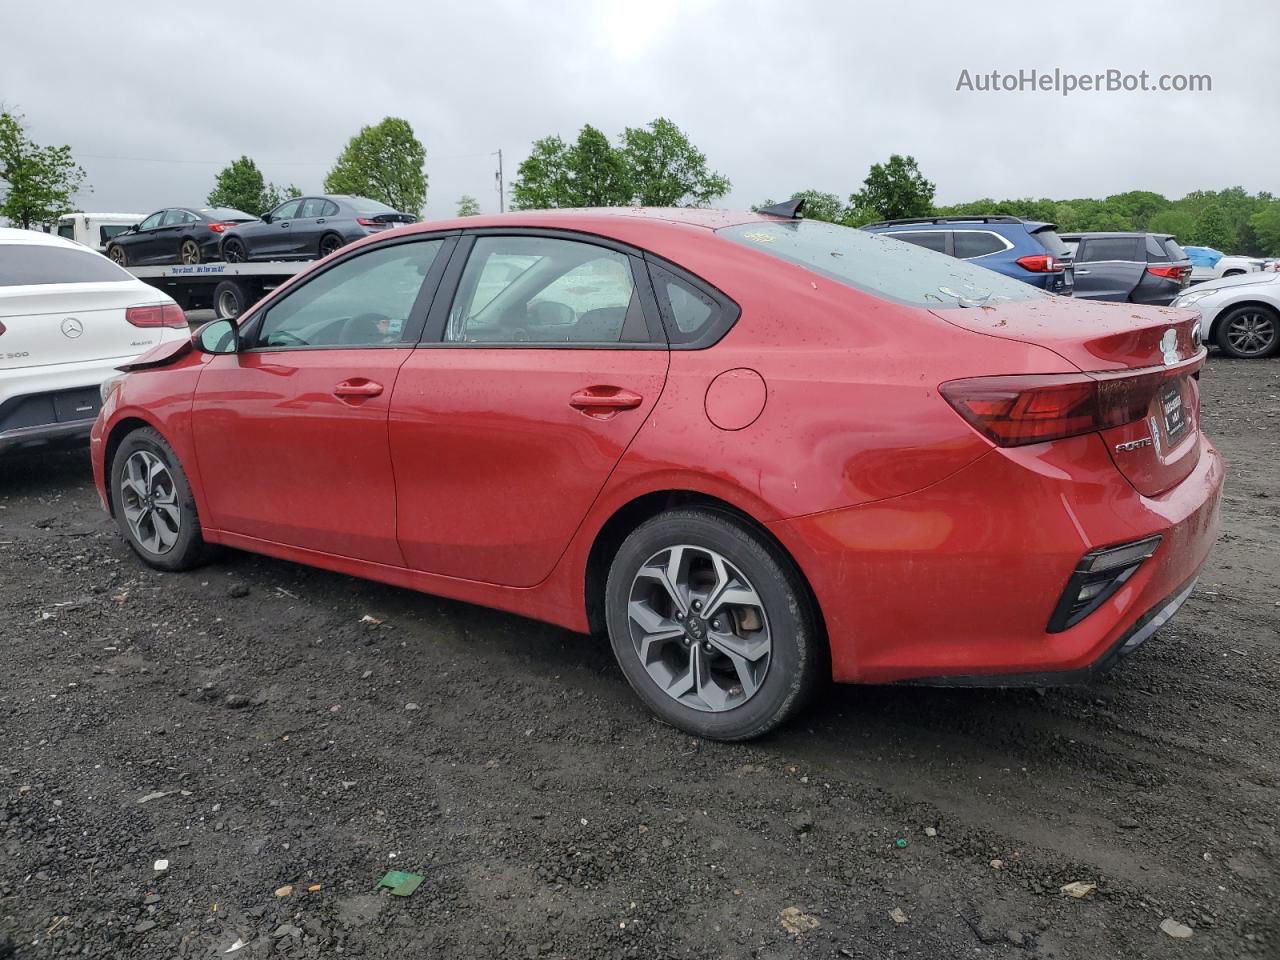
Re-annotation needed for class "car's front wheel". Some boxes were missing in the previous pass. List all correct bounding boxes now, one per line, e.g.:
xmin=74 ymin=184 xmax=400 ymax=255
xmin=1216 ymin=304 xmax=1279 ymax=358
xmin=605 ymin=509 xmax=823 ymax=740
xmin=222 ymin=238 xmax=248 ymax=263
xmin=110 ymin=428 xmax=211 ymax=571
xmin=108 ymin=245 xmax=128 ymax=267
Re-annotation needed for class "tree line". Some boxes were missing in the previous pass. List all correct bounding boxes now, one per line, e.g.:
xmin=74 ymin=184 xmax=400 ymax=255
xmin=2 ymin=107 xmax=1277 ymax=255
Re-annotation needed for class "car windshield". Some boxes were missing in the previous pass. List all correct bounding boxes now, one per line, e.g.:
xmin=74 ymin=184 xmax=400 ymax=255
xmin=344 ymin=197 xmax=398 ymax=215
xmin=201 ymin=207 xmax=255 ymax=221
xmin=718 ymin=219 xmax=1046 ymax=308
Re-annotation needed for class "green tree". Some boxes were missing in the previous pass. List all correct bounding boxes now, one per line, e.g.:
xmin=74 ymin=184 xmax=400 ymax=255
xmin=456 ymin=195 xmax=481 ymax=217
xmin=619 ymin=118 xmax=729 ymax=207
xmin=850 ymin=154 xmax=934 ymax=221
xmin=1189 ymin=205 xmax=1234 ymax=250
xmin=754 ymin=189 xmax=845 ymax=223
xmin=207 ymin=155 xmax=299 ymax=217
xmin=513 ymin=118 xmax=727 ymax=209
xmin=0 ymin=111 xmax=86 ymax=229
xmin=1148 ymin=208 xmax=1196 ymax=243
xmin=324 ymin=117 xmax=427 ymax=216
xmin=1249 ymin=202 xmax=1280 ymax=256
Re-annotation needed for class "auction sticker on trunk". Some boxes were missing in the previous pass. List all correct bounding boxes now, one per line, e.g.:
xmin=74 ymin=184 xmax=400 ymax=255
xmin=1161 ymin=380 xmax=1188 ymax=442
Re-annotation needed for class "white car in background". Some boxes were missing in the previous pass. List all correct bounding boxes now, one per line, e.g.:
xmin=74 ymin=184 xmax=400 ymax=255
xmin=1184 ymin=245 xmax=1265 ymax=283
xmin=1172 ymin=270 xmax=1280 ymax=359
xmin=53 ymin=212 xmax=148 ymax=254
xmin=1 ymin=229 xmax=188 ymax=454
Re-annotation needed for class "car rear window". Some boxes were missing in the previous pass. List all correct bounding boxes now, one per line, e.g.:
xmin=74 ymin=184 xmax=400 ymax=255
xmin=1162 ymin=237 xmax=1186 ymax=260
xmin=1031 ymin=228 xmax=1071 ymax=258
xmin=1145 ymin=235 xmax=1171 ymax=263
xmin=0 ymin=244 xmax=132 ymax=286
xmin=345 ymin=197 xmax=398 ymax=215
xmin=718 ymin=220 xmax=1045 ymax=308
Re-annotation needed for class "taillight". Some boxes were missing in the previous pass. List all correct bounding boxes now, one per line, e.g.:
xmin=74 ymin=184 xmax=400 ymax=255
xmin=356 ymin=218 xmax=383 ymax=227
xmin=126 ymin=303 xmax=188 ymax=329
xmin=0 ymin=321 xmax=6 ymax=337
xmin=1015 ymin=254 xmax=1060 ymax=273
xmin=1147 ymin=264 xmax=1189 ymax=281
xmin=940 ymin=368 xmax=1183 ymax=447
xmin=206 ymin=222 xmax=234 ymax=233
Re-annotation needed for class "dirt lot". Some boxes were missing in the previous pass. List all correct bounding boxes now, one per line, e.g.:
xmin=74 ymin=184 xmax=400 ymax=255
xmin=1 ymin=356 xmax=1277 ymax=960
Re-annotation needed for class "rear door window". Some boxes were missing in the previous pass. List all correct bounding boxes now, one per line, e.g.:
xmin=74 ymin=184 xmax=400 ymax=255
xmin=0 ymin=244 xmax=132 ymax=285
xmin=889 ymin=231 xmax=948 ymax=254
xmin=161 ymin=209 xmax=189 ymax=227
xmin=1076 ymin=238 xmax=1141 ymax=263
xmin=300 ymin=198 xmax=328 ymax=218
xmin=952 ymin=231 xmax=1008 ymax=259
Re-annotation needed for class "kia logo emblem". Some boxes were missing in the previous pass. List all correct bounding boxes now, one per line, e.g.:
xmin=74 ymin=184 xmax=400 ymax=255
xmin=61 ymin=317 xmax=84 ymax=338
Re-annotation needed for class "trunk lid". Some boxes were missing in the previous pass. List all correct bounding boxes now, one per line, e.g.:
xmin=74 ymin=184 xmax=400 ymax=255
xmin=0 ymin=283 xmax=173 ymax=370
xmin=934 ymin=298 xmax=1205 ymax=496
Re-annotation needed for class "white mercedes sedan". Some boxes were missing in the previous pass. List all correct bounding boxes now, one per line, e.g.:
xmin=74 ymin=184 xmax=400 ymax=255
xmin=1 ymin=228 xmax=188 ymax=454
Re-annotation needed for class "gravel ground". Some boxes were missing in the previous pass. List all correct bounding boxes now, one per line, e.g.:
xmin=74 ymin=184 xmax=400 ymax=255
xmin=1 ymin=355 xmax=1277 ymax=960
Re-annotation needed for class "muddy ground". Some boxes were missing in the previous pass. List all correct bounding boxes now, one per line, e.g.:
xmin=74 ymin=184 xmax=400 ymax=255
xmin=1 ymin=355 xmax=1277 ymax=960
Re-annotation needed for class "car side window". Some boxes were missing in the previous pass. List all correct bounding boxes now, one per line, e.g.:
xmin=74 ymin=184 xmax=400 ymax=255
xmin=953 ymin=231 xmax=1007 ymax=259
xmin=161 ymin=210 xmax=188 ymax=227
xmin=322 ymin=200 xmax=340 ymax=217
xmin=251 ymin=240 xmax=443 ymax=349
xmin=271 ymin=199 xmax=302 ymax=221
xmin=648 ymin=262 xmax=733 ymax=346
xmin=891 ymin=231 xmax=948 ymax=254
xmin=300 ymin=198 xmax=327 ymax=218
xmin=1078 ymin=238 xmax=1140 ymax=262
xmin=1145 ymin=235 xmax=1171 ymax=262
xmin=139 ymin=212 xmax=164 ymax=231
xmin=445 ymin=236 xmax=650 ymax=345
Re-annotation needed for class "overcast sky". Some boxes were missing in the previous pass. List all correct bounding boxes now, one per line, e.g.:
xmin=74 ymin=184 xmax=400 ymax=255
xmin=3 ymin=0 xmax=1277 ymax=219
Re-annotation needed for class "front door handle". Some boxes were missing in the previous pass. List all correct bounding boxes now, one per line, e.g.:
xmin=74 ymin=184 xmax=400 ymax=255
xmin=316 ymin=218 xmax=326 ymax=224
xmin=569 ymin=386 xmax=643 ymax=418
xmin=333 ymin=378 xmax=383 ymax=398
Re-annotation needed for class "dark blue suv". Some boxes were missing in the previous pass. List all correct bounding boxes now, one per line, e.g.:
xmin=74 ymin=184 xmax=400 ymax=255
xmin=862 ymin=216 xmax=1074 ymax=295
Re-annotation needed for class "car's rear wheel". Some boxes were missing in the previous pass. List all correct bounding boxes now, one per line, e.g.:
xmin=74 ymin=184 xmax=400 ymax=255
xmin=108 ymin=245 xmax=128 ymax=267
xmin=1216 ymin=304 xmax=1279 ymax=358
xmin=110 ymin=428 xmax=211 ymax=571
xmin=604 ymin=509 xmax=822 ymax=740
xmin=222 ymin=238 xmax=247 ymax=263
xmin=180 ymin=239 xmax=202 ymax=265
xmin=319 ymin=234 xmax=344 ymax=258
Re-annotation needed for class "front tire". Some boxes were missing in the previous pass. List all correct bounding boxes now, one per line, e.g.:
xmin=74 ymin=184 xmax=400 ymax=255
xmin=604 ymin=509 xmax=822 ymax=740
xmin=108 ymin=245 xmax=128 ymax=267
xmin=222 ymin=237 xmax=248 ymax=263
xmin=180 ymin=239 xmax=202 ymax=265
xmin=110 ymin=428 xmax=211 ymax=571
xmin=1215 ymin=304 xmax=1279 ymax=358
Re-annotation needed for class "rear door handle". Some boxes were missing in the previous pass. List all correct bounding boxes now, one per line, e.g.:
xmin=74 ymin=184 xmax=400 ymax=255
xmin=333 ymin=379 xmax=383 ymax=398
xmin=569 ymin=386 xmax=643 ymax=417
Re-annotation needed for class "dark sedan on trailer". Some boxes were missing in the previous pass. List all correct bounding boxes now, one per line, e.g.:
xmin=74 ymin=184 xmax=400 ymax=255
xmin=218 ymin=195 xmax=417 ymax=263
xmin=107 ymin=207 xmax=257 ymax=267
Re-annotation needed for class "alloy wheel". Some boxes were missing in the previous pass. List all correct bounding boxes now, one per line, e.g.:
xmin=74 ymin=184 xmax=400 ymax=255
xmin=1226 ymin=311 xmax=1277 ymax=357
xmin=626 ymin=544 xmax=772 ymax=713
xmin=109 ymin=246 xmax=126 ymax=266
xmin=223 ymin=240 xmax=246 ymax=263
xmin=120 ymin=450 xmax=181 ymax=554
xmin=320 ymin=236 xmax=342 ymax=257
xmin=180 ymin=240 xmax=200 ymax=265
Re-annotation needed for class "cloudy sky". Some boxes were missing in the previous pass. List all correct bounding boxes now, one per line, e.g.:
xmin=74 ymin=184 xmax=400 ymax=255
xmin=3 ymin=0 xmax=1276 ymax=219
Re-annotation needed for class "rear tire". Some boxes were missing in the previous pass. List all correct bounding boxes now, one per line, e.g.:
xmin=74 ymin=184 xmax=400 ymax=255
xmin=180 ymin=238 xmax=202 ymax=265
xmin=110 ymin=428 xmax=212 ymax=572
xmin=108 ymin=245 xmax=128 ymax=267
xmin=1215 ymin=304 xmax=1279 ymax=359
xmin=604 ymin=509 xmax=822 ymax=740
xmin=319 ymin=233 xmax=344 ymax=258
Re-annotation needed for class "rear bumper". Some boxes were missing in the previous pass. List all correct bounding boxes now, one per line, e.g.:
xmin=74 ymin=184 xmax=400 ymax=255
xmin=0 ymin=418 xmax=94 ymax=454
xmin=770 ymin=431 xmax=1224 ymax=684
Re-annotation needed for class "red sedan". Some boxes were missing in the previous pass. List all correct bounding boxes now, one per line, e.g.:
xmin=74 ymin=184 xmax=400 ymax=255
xmin=90 ymin=206 xmax=1223 ymax=740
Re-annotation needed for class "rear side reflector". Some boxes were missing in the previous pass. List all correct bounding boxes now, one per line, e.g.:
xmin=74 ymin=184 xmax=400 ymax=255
xmin=126 ymin=303 xmax=188 ymax=329
xmin=1047 ymin=536 xmax=1162 ymax=632
xmin=1015 ymin=254 xmax=1060 ymax=273
xmin=940 ymin=364 xmax=1196 ymax=447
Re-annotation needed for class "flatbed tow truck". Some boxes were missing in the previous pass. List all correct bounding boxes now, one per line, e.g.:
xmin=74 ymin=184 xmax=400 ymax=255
xmin=125 ymin=261 xmax=309 ymax=319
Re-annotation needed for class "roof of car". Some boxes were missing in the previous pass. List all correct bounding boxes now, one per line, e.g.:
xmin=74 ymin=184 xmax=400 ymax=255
xmin=409 ymin=207 xmax=773 ymax=233
xmin=0 ymin=227 xmax=89 ymax=248
xmin=864 ymin=215 xmax=1046 ymax=229
xmin=1060 ymin=231 xmax=1174 ymax=239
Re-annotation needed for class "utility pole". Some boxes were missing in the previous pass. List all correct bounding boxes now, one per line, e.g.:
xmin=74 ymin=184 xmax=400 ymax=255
xmin=494 ymin=149 xmax=504 ymax=213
